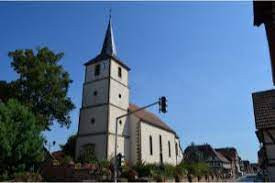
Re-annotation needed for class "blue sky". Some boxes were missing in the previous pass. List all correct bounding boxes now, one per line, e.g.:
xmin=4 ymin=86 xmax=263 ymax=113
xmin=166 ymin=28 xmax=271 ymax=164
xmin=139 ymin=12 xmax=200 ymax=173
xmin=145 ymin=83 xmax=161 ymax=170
xmin=0 ymin=2 xmax=271 ymax=162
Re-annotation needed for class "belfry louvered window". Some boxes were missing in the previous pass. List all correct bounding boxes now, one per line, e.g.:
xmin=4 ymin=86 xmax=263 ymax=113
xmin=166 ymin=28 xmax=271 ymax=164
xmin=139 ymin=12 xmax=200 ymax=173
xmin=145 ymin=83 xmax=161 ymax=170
xmin=118 ymin=67 xmax=122 ymax=78
xmin=95 ymin=64 xmax=100 ymax=76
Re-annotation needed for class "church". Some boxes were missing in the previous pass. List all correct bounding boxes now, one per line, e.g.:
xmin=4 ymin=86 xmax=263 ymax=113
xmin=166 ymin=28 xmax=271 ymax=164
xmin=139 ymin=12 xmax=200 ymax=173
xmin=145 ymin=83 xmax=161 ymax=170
xmin=75 ymin=17 xmax=183 ymax=165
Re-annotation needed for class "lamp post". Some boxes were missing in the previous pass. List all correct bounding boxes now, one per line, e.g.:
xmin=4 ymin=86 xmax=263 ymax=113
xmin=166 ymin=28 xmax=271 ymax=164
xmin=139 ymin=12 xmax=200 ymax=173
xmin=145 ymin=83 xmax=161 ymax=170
xmin=113 ymin=97 xmax=167 ymax=182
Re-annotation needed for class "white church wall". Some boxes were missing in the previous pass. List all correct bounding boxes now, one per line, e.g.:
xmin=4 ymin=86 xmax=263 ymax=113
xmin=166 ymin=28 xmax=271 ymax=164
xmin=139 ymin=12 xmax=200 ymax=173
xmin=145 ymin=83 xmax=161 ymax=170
xmin=140 ymin=122 xmax=178 ymax=165
xmin=85 ymin=59 xmax=110 ymax=82
xmin=109 ymin=79 xmax=129 ymax=110
xmin=108 ymin=105 xmax=129 ymax=136
xmin=107 ymin=134 xmax=130 ymax=161
xmin=175 ymin=138 xmax=183 ymax=163
xmin=267 ymin=166 xmax=275 ymax=181
xmin=129 ymin=114 xmax=140 ymax=165
xmin=76 ymin=134 xmax=107 ymax=161
xmin=82 ymin=79 xmax=109 ymax=107
xmin=78 ymin=106 xmax=108 ymax=135
xmin=110 ymin=59 xmax=129 ymax=86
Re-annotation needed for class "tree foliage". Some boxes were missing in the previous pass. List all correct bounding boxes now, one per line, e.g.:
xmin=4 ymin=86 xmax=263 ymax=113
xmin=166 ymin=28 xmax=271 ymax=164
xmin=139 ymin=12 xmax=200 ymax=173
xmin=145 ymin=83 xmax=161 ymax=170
xmin=0 ymin=99 xmax=44 ymax=180
xmin=4 ymin=47 xmax=75 ymax=130
xmin=60 ymin=134 xmax=77 ymax=159
xmin=184 ymin=142 xmax=204 ymax=163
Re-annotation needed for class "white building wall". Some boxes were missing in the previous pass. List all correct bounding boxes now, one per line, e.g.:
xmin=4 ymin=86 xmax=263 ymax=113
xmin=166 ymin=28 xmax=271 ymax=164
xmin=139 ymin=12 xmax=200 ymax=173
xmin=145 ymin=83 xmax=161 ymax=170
xmin=107 ymin=134 xmax=130 ymax=161
xmin=129 ymin=115 xmax=140 ymax=165
xmin=140 ymin=122 xmax=179 ymax=165
xmin=108 ymin=106 xmax=129 ymax=135
xmin=110 ymin=59 xmax=128 ymax=86
xmin=175 ymin=138 xmax=183 ymax=163
xmin=267 ymin=166 xmax=275 ymax=181
xmin=109 ymin=79 xmax=129 ymax=109
xmin=82 ymin=80 xmax=109 ymax=107
xmin=78 ymin=106 xmax=108 ymax=135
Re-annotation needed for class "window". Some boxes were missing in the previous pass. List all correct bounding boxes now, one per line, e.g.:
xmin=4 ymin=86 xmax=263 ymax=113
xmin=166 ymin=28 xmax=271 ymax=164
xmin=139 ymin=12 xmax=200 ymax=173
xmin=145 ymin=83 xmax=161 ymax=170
xmin=119 ymin=120 xmax=122 ymax=125
xmin=159 ymin=135 xmax=163 ymax=164
xmin=91 ymin=118 xmax=95 ymax=125
xmin=118 ymin=67 xmax=122 ymax=78
xmin=159 ymin=135 xmax=162 ymax=151
xmin=168 ymin=141 xmax=171 ymax=157
xmin=149 ymin=136 xmax=153 ymax=155
xmin=175 ymin=143 xmax=178 ymax=156
xmin=118 ymin=94 xmax=122 ymax=98
xmin=95 ymin=64 xmax=100 ymax=76
xmin=93 ymin=91 xmax=98 ymax=96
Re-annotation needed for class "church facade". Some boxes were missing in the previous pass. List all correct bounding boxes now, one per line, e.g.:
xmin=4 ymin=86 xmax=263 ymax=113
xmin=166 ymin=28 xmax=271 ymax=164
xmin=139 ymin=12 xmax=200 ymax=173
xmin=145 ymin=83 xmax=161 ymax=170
xmin=75 ymin=17 xmax=183 ymax=165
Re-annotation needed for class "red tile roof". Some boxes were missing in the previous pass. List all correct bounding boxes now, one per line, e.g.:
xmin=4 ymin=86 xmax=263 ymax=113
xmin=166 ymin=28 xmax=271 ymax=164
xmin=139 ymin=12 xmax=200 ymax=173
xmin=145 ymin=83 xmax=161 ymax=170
xmin=51 ymin=150 xmax=65 ymax=161
xmin=129 ymin=103 xmax=177 ymax=136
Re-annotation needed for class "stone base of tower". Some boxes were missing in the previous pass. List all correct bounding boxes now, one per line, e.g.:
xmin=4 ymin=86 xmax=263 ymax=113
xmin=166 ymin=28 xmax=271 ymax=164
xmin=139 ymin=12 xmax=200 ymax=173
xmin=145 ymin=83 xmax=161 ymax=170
xmin=75 ymin=134 xmax=107 ymax=161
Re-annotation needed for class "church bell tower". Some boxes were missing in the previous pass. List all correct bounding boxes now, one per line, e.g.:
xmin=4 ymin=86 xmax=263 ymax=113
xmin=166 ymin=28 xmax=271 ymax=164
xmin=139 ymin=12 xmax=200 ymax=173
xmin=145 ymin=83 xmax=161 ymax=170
xmin=75 ymin=16 xmax=131 ymax=161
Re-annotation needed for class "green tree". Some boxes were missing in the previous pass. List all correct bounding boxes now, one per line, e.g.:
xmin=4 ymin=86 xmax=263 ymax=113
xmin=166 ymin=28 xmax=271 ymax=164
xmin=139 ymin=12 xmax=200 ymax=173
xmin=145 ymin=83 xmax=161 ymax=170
xmin=0 ymin=99 xmax=44 ymax=180
xmin=6 ymin=47 xmax=75 ymax=130
xmin=60 ymin=134 xmax=77 ymax=159
xmin=0 ymin=81 xmax=16 ymax=103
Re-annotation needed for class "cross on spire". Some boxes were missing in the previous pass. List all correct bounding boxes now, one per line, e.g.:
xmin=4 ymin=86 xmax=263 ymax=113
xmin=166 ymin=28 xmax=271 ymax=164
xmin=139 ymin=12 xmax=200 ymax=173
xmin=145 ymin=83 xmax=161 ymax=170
xmin=100 ymin=10 xmax=117 ymax=56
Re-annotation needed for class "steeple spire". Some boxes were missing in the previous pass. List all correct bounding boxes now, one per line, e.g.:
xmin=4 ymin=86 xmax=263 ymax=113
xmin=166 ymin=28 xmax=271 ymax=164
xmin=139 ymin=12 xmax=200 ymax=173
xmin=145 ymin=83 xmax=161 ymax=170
xmin=101 ymin=10 xmax=117 ymax=56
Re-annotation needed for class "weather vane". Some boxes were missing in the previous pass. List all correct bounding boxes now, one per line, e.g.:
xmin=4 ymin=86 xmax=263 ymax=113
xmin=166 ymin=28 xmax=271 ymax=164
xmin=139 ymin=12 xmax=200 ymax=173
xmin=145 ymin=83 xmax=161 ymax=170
xmin=109 ymin=8 xmax=112 ymax=19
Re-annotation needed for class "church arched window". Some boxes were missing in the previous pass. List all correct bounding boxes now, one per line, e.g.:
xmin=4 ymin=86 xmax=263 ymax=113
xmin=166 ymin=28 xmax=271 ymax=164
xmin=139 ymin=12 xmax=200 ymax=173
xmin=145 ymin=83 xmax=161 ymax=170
xmin=149 ymin=135 xmax=153 ymax=155
xmin=168 ymin=141 xmax=171 ymax=157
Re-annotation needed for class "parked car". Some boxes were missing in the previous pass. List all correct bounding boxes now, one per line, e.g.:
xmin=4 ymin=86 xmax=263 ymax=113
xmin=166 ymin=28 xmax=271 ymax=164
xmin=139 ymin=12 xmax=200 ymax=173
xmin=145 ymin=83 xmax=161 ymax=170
xmin=236 ymin=174 xmax=264 ymax=182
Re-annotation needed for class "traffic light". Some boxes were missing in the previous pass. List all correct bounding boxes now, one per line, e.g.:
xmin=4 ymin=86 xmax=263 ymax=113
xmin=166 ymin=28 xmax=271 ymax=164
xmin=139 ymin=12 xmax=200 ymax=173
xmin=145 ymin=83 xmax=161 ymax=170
xmin=159 ymin=96 xmax=167 ymax=113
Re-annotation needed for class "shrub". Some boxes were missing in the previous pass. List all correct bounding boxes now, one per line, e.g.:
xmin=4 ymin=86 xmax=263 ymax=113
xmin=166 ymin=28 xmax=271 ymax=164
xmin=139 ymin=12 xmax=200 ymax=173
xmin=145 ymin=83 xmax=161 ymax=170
xmin=61 ymin=155 xmax=73 ymax=165
xmin=14 ymin=172 xmax=42 ymax=182
xmin=174 ymin=163 xmax=188 ymax=181
xmin=132 ymin=162 xmax=158 ymax=177
xmin=121 ymin=162 xmax=137 ymax=181
xmin=162 ymin=164 xmax=175 ymax=179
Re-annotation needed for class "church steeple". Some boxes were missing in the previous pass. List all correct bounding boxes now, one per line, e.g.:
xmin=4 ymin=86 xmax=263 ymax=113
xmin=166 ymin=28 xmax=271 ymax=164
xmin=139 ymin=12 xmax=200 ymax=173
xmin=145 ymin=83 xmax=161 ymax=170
xmin=101 ymin=15 xmax=117 ymax=56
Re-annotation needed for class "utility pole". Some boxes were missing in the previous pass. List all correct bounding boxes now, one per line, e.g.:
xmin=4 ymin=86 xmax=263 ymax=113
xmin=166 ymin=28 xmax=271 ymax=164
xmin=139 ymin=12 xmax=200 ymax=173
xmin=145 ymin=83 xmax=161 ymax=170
xmin=114 ymin=96 xmax=168 ymax=182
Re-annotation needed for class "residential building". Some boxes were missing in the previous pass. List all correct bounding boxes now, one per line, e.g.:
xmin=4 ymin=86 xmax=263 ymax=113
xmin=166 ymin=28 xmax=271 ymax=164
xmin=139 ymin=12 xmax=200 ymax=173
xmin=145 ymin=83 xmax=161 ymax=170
xmin=184 ymin=144 xmax=231 ymax=178
xmin=75 ymin=17 xmax=183 ymax=166
xmin=252 ymin=89 xmax=275 ymax=181
xmin=215 ymin=147 xmax=242 ymax=178
xmin=254 ymin=1 xmax=275 ymax=85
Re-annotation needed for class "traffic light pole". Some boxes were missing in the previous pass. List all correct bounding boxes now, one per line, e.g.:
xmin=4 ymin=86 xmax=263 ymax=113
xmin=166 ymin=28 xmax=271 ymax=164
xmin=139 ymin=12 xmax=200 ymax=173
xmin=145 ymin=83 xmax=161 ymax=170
xmin=114 ymin=100 xmax=160 ymax=182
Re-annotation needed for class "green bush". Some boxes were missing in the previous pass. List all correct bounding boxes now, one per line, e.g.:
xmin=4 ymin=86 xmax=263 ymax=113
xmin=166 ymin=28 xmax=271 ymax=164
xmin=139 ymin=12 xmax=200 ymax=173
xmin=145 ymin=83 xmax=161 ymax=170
xmin=174 ymin=163 xmax=188 ymax=181
xmin=61 ymin=155 xmax=73 ymax=165
xmin=132 ymin=162 xmax=158 ymax=177
xmin=162 ymin=164 xmax=175 ymax=179
xmin=14 ymin=172 xmax=42 ymax=182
